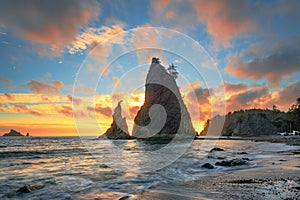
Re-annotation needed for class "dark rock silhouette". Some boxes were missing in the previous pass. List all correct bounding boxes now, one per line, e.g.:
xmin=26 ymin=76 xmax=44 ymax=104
xmin=26 ymin=133 xmax=30 ymax=137
xmin=3 ymin=129 xmax=24 ymax=137
xmin=132 ymin=58 xmax=196 ymax=140
xmin=99 ymin=101 xmax=131 ymax=139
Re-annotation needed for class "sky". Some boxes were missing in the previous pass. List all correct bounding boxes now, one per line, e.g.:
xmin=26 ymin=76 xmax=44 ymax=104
xmin=0 ymin=0 xmax=300 ymax=136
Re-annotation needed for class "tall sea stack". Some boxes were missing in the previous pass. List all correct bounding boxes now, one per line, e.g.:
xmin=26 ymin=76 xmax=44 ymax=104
xmin=132 ymin=58 xmax=196 ymax=139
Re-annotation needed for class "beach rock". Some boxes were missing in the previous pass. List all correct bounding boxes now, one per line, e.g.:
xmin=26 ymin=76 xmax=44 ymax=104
xmin=201 ymin=163 xmax=214 ymax=169
xmin=215 ymin=158 xmax=248 ymax=167
xmin=99 ymin=101 xmax=131 ymax=139
xmin=132 ymin=58 xmax=196 ymax=140
xmin=119 ymin=196 xmax=130 ymax=200
xmin=210 ymin=147 xmax=224 ymax=152
xmin=16 ymin=184 xmax=35 ymax=193
xmin=3 ymin=129 xmax=24 ymax=137
xmin=237 ymin=152 xmax=248 ymax=154
xmin=227 ymin=179 xmax=259 ymax=184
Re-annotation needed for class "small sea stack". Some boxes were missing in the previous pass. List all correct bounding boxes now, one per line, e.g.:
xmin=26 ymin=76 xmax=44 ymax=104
xmin=2 ymin=129 xmax=24 ymax=137
xmin=99 ymin=101 xmax=131 ymax=139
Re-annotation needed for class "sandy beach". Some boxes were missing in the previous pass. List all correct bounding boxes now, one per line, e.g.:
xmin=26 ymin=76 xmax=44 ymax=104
xmin=134 ymin=136 xmax=300 ymax=200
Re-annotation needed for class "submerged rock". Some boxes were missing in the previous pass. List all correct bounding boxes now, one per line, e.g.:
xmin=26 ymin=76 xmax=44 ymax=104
xmin=237 ymin=152 xmax=248 ymax=155
xmin=16 ymin=184 xmax=35 ymax=193
xmin=201 ymin=163 xmax=214 ymax=169
xmin=3 ymin=129 xmax=24 ymax=137
xmin=210 ymin=147 xmax=225 ymax=152
xmin=215 ymin=158 xmax=248 ymax=167
xmin=99 ymin=101 xmax=131 ymax=139
xmin=119 ymin=196 xmax=130 ymax=200
xmin=132 ymin=58 xmax=196 ymax=140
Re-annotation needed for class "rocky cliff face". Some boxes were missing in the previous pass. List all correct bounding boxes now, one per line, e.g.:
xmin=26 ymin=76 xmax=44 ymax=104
xmin=3 ymin=129 xmax=24 ymax=136
xmin=201 ymin=109 xmax=289 ymax=136
xmin=132 ymin=61 xmax=196 ymax=139
xmin=100 ymin=101 xmax=131 ymax=139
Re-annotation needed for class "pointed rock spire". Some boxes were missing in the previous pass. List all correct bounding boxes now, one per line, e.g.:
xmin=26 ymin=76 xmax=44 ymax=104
xmin=99 ymin=100 xmax=131 ymax=139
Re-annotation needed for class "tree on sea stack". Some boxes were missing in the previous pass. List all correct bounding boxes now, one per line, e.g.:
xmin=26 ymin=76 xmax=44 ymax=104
xmin=167 ymin=63 xmax=179 ymax=79
xmin=152 ymin=57 xmax=160 ymax=64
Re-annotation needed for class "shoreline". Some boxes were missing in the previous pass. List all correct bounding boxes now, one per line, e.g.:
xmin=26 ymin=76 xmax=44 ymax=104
xmin=196 ymin=135 xmax=300 ymax=146
xmin=134 ymin=136 xmax=300 ymax=200
xmin=138 ymin=160 xmax=300 ymax=199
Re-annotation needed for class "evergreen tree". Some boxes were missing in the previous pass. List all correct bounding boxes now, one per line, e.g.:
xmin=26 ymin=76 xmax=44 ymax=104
xmin=287 ymin=97 xmax=300 ymax=131
xmin=167 ymin=63 xmax=179 ymax=79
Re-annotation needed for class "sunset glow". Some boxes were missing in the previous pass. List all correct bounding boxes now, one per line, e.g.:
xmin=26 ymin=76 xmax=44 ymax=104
xmin=0 ymin=0 xmax=299 ymax=136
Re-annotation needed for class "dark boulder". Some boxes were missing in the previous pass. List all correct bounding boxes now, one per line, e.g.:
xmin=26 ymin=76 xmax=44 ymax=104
xmin=210 ymin=147 xmax=224 ymax=152
xmin=201 ymin=163 xmax=214 ymax=169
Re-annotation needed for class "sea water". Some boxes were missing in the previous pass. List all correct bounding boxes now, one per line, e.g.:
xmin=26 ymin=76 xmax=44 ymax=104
xmin=0 ymin=137 xmax=296 ymax=199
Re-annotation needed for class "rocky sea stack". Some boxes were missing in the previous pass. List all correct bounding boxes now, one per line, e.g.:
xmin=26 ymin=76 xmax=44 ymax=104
xmin=132 ymin=58 xmax=196 ymax=140
xmin=3 ymin=129 xmax=24 ymax=137
xmin=201 ymin=109 xmax=289 ymax=136
xmin=99 ymin=101 xmax=131 ymax=139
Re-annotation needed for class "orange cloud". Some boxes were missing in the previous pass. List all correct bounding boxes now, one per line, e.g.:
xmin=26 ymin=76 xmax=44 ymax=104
xmin=150 ymin=0 xmax=198 ymax=32
xmin=93 ymin=105 xmax=112 ymax=117
xmin=192 ymin=0 xmax=255 ymax=46
xmin=0 ymin=0 xmax=100 ymax=54
xmin=224 ymin=82 xmax=248 ymax=94
xmin=150 ymin=0 xmax=256 ymax=46
xmin=13 ymin=104 xmax=44 ymax=116
xmin=55 ymin=105 xmax=73 ymax=117
xmin=113 ymin=77 xmax=120 ymax=87
xmin=226 ymin=87 xmax=270 ymax=111
xmin=0 ymin=93 xmax=68 ymax=104
xmin=67 ymin=94 xmax=82 ymax=105
xmin=23 ymin=80 xmax=64 ymax=95
xmin=4 ymin=93 xmax=14 ymax=100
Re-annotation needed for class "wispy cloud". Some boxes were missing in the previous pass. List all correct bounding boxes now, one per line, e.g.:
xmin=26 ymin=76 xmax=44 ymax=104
xmin=13 ymin=104 xmax=44 ymax=116
xmin=22 ymin=80 xmax=64 ymax=95
xmin=0 ymin=78 xmax=13 ymax=88
xmin=68 ymin=25 xmax=125 ymax=54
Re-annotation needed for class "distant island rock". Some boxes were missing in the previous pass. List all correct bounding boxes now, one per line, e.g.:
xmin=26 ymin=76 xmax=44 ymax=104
xmin=201 ymin=109 xmax=289 ymax=136
xmin=132 ymin=57 xmax=196 ymax=139
xmin=99 ymin=101 xmax=132 ymax=139
xmin=3 ymin=129 xmax=24 ymax=137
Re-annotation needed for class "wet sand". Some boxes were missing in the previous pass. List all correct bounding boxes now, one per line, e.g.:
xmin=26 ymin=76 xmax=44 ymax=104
xmin=134 ymin=136 xmax=300 ymax=200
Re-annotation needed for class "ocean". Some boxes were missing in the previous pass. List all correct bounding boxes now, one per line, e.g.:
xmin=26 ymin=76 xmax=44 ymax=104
xmin=0 ymin=137 xmax=296 ymax=199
